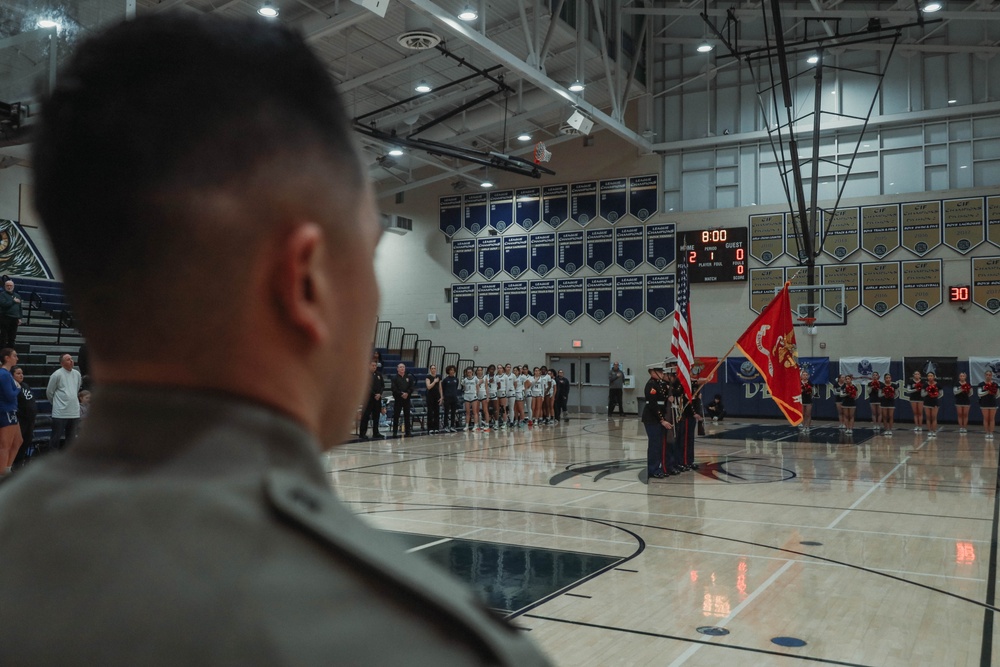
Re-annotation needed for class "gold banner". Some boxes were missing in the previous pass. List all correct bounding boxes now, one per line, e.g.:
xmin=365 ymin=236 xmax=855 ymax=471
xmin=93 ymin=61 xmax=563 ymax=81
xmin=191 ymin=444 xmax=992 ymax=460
xmin=861 ymin=204 xmax=900 ymax=258
xmin=749 ymin=213 xmax=784 ymax=264
xmin=749 ymin=268 xmax=785 ymax=313
xmin=822 ymin=207 xmax=860 ymax=261
xmin=785 ymin=213 xmax=816 ymax=262
xmin=786 ymin=267 xmax=812 ymax=321
xmin=901 ymin=259 xmax=943 ymax=315
xmin=972 ymin=257 xmax=1000 ymax=314
xmin=987 ymin=196 xmax=1000 ymax=249
xmin=821 ymin=263 xmax=860 ymax=315
xmin=861 ymin=262 xmax=901 ymax=317
xmin=901 ymin=201 xmax=941 ymax=256
xmin=943 ymin=197 xmax=984 ymax=254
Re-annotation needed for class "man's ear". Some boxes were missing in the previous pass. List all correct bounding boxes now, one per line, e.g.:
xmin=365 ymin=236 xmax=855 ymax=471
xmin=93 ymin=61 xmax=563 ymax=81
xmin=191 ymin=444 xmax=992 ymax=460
xmin=275 ymin=222 xmax=330 ymax=344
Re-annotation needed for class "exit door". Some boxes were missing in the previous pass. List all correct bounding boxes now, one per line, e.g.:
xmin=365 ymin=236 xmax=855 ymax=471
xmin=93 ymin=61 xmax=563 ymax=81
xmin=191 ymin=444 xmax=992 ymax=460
xmin=546 ymin=353 xmax=612 ymax=416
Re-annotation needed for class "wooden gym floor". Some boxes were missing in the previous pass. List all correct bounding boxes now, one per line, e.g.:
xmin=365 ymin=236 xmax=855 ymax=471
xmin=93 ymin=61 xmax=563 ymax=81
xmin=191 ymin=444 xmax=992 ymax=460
xmin=328 ymin=415 xmax=999 ymax=667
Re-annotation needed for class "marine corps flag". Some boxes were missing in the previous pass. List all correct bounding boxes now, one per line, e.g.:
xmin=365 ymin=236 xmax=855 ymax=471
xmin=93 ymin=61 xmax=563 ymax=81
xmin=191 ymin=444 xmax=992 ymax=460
xmin=734 ymin=283 xmax=803 ymax=426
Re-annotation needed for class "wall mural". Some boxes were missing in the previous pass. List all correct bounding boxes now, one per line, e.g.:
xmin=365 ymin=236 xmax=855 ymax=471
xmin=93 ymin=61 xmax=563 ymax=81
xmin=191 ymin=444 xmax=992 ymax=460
xmin=0 ymin=220 xmax=53 ymax=279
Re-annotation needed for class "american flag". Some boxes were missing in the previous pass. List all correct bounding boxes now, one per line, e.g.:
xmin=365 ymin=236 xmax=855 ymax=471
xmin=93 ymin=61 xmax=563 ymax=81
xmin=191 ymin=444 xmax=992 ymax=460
xmin=670 ymin=249 xmax=694 ymax=399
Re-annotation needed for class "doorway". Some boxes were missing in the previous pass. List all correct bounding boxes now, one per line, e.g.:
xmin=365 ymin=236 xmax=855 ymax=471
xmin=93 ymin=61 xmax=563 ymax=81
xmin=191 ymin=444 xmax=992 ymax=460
xmin=546 ymin=353 xmax=612 ymax=416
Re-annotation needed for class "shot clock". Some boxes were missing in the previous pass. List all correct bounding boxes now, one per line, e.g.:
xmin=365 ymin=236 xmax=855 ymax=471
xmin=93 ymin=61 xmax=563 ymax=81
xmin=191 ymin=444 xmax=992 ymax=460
xmin=949 ymin=285 xmax=971 ymax=303
xmin=680 ymin=227 xmax=749 ymax=283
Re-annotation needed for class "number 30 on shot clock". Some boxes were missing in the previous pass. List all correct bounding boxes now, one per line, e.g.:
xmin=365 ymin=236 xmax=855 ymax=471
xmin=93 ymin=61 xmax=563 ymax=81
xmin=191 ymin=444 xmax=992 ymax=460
xmin=683 ymin=227 xmax=748 ymax=283
xmin=949 ymin=285 xmax=970 ymax=302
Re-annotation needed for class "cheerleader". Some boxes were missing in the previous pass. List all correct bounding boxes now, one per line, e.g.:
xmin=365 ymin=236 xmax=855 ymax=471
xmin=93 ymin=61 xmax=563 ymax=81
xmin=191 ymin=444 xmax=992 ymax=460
xmin=880 ymin=373 xmax=896 ymax=435
xmin=842 ymin=374 xmax=858 ymax=434
xmin=868 ymin=371 xmax=882 ymax=431
xmin=799 ymin=369 xmax=813 ymax=432
xmin=979 ymin=369 xmax=998 ymax=439
xmin=922 ymin=372 xmax=940 ymax=437
xmin=461 ymin=367 xmax=478 ymax=431
xmin=905 ymin=371 xmax=924 ymax=431
xmin=832 ymin=374 xmax=846 ymax=428
xmin=953 ymin=372 xmax=973 ymax=434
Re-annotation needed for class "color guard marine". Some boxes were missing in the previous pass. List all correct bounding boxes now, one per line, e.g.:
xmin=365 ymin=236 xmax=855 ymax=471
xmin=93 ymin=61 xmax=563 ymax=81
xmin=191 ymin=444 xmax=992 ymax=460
xmin=643 ymin=360 xmax=674 ymax=480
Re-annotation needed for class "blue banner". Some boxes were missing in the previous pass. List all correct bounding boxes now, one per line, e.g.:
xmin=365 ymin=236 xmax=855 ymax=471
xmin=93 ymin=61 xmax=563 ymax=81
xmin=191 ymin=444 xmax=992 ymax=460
xmin=557 ymin=278 xmax=584 ymax=323
xmin=558 ymin=230 xmax=584 ymax=275
xmin=645 ymin=273 xmax=675 ymax=322
xmin=542 ymin=184 xmax=568 ymax=228
xmin=727 ymin=357 xmax=763 ymax=384
xmin=798 ymin=357 xmax=830 ymax=384
xmin=615 ymin=275 xmax=644 ymax=322
xmin=615 ymin=225 xmax=644 ymax=272
xmin=585 ymin=228 xmax=614 ymax=273
xmin=646 ymin=222 xmax=676 ymax=270
xmin=515 ymin=187 xmax=541 ymax=230
xmin=489 ymin=189 xmax=514 ymax=232
xmin=629 ymin=174 xmax=658 ymax=221
xmin=477 ymin=282 xmax=501 ymax=326
xmin=585 ymin=276 xmax=614 ymax=323
xmin=452 ymin=239 xmax=476 ymax=281
xmin=451 ymin=283 xmax=476 ymax=327
xmin=529 ymin=232 xmax=555 ymax=276
xmin=599 ymin=178 xmax=628 ymax=223
xmin=503 ymin=281 xmax=528 ymax=325
xmin=530 ymin=279 xmax=555 ymax=324
xmin=502 ymin=235 xmax=528 ymax=279
xmin=439 ymin=195 xmax=462 ymax=237
xmin=570 ymin=181 xmax=597 ymax=226
xmin=463 ymin=192 xmax=488 ymax=235
xmin=477 ymin=237 xmax=502 ymax=279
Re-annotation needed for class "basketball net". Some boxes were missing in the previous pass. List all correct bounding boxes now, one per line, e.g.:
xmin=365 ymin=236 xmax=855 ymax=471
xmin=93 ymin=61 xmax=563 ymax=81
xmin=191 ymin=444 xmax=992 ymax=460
xmin=533 ymin=141 xmax=552 ymax=164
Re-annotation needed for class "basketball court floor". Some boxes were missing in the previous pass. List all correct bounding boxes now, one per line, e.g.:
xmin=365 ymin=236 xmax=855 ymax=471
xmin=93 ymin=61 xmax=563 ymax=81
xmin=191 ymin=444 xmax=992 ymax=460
xmin=329 ymin=415 xmax=999 ymax=667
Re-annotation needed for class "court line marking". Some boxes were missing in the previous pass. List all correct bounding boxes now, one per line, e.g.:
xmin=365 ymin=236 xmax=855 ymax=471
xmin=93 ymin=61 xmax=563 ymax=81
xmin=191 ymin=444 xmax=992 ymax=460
xmin=405 ymin=537 xmax=452 ymax=553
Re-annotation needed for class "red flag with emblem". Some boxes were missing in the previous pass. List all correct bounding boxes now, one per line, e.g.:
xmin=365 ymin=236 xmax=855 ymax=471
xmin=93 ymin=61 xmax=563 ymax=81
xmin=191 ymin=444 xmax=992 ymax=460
xmin=734 ymin=283 xmax=802 ymax=426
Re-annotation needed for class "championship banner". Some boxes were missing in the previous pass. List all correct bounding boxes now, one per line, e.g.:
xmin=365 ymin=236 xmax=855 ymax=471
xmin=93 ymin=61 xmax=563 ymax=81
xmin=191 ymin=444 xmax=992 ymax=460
xmin=749 ymin=213 xmax=784 ymax=264
xmin=570 ymin=181 xmax=597 ymax=225
xmin=451 ymin=283 xmax=476 ymax=327
xmin=839 ymin=357 xmax=890 ymax=384
xmin=502 ymin=281 xmax=528 ymax=325
xmin=942 ymin=197 xmax=984 ymax=254
xmin=628 ymin=174 xmax=658 ymax=221
xmin=488 ymin=189 xmax=514 ymax=232
xmin=614 ymin=275 xmax=643 ymax=322
xmin=515 ymin=187 xmax=541 ymax=230
xmin=988 ymin=196 xmax=1000 ymax=249
xmin=785 ymin=267 xmax=811 ymax=322
xmin=749 ymin=268 xmax=784 ymax=313
xmin=557 ymin=278 xmax=584 ymax=323
xmin=476 ymin=282 xmax=501 ymax=326
xmin=463 ymin=192 xmax=489 ymax=235
xmin=529 ymin=232 xmax=555 ymax=276
xmin=598 ymin=178 xmax=627 ymax=223
xmin=901 ymin=259 xmax=942 ymax=315
xmin=644 ymin=273 xmax=675 ymax=322
xmin=972 ymin=257 xmax=1000 ymax=314
xmin=502 ymin=235 xmax=528 ymax=279
xmin=903 ymin=357 xmax=957 ymax=385
xmin=861 ymin=204 xmax=900 ymax=258
xmin=476 ymin=237 xmax=501 ymax=279
xmin=901 ymin=201 xmax=941 ymax=256
xmin=861 ymin=261 xmax=900 ymax=317
xmin=585 ymin=228 xmax=614 ymax=273
xmin=451 ymin=239 xmax=477 ymax=281
xmin=557 ymin=230 xmax=584 ymax=275
xmin=970 ymin=357 xmax=1000 ymax=385
xmin=734 ymin=284 xmax=803 ymax=425
xmin=645 ymin=222 xmax=676 ymax=270
xmin=726 ymin=356 xmax=762 ymax=384
xmin=692 ymin=357 xmax=719 ymax=383
xmin=584 ymin=276 xmax=614 ymax=323
xmin=785 ymin=213 xmax=816 ymax=263
xmin=542 ymin=184 xmax=569 ymax=228
xmin=529 ymin=279 xmax=555 ymax=325
xmin=798 ymin=357 xmax=830 ymax=384
xmin=821 ymin=263 xmax=860 ymax=314
xmin=821 ymin=207 xmax=860 ymax=260
xmin=614 ymin=225 xmax=644 ymax=272
xmin=439 ymin=195 xmax=462 ymax=237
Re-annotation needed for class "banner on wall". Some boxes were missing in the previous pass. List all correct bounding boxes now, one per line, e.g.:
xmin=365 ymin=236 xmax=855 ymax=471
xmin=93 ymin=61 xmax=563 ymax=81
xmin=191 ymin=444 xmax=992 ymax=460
xmin=644 ymin=273 xmax=675 ymax=322
xmin=628 ymin=174 xmax=658 ymax=221
xmin=797 ymin=357 xmax=830 ymax=385
xmin=691 ymin=357 xmax=719 ymax=383
xmin=502 ymin=235 xmax=528 ymax=279
xmin=839 ymin=357 xmax=891 ymax=384
xmin=542 ymin=184 xmax=569 ymax=228
xmin=477 ymin=237 xmax=501 ymax=279
xmin=821 ymin=207 xmax=860 ymax=260
xmin=726 ymin=357 xmax=762 ymax=384
xmin=901 ymin=259 xmax=942 ymax=315
xmin=515 ymin=187 xmax=541 ymax=230
xmin=585 ymin=228 xmax=614 ymax=273
xmin=557 ymin=230 xmax=584 ymax=274
xmin=900 ymin=201 xmax=941 ymax=256
xmin=988 ymin=196 xmax=1000 ymax=249
xmin=860 ymin=204 xmax=900 ymax=259
xmin=476 ymin=282 xmax=501 ymax=326
xmin=599 ymin=178 xmax=627 ymax=223
xmin=451 ymin=283 xmax=476 ymax=327
xmin=557 ymin=278 xmax=584 ymax=323
xmin=529 ymin=232 xmax=556 ymax=276
xmin=585 ymin=276 xmax=614 ymax=323
xmin=749 ymin=213 xmax=784 ymax=264
xmin=529 ymin=280 xmax=555 ymax=325
xmin=570 ymin=181 xmax=597 ymax=225
xmin=439 ymin=195 xmax=462 ymax=237
xmin=942 ymin=197 xmax=984 ymax=254
xmin=972 ymin=257 xmax=1000 ymax=314
xmin=615 ymin=225 xmax=644 ymax=272
xmin=463 ymin=192 xmax=489 ymax=235
xmin=451 ymin=239 xmax=476 ymax=281
xmin=502 ymin=281 xmax=528 ymax=325
xmin=488 ymin=190 xmax=514 ymax=232
xmin=903 ymin=357 xmax=958 ymax=384
xmin=970 ymin=357 xmax=1000 ymax=385
xmin=614 ymin=275 xmax=643 ymax=322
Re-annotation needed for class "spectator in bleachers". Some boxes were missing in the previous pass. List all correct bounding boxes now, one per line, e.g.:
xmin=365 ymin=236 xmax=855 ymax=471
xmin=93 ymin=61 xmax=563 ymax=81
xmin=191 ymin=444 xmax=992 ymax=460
xmin=10 ymin=366 xmax=36 ymax=469
xmin=0 ymin=280 xmax=23 ymax=348
xmin=0 ymin=348 xmax=22 ymax=474
xmin=45 ymin=353 xmax=82 ymax=451
xmin=78 ymin=390 xmax=92 ymax=420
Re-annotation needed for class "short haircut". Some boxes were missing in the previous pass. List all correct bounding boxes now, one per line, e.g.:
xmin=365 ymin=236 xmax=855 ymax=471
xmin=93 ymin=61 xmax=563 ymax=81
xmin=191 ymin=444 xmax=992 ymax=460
xmin=0 ymin=348 xmax=13 ymax=364
xmin=32 ymin=14 xmax=363 ymax=359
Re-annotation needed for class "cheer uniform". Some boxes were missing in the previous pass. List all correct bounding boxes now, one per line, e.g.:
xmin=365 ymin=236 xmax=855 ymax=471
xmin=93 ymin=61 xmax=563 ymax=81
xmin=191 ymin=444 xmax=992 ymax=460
xmin=832 ymin=381 xmax=844 ymax=405
xmin=922 ymin=383 xmax=940 ymax=408
xmin=880 ymin=383 xmax=896 ymax=408
xmin=905 ymin=380 xmax=923 ymax=404
xmin=801 ymin=381 xmax=813 ymax=405
xmin=954 ymin=382 xmax=972 ymax=406
xmin=842 ymin=384 xmax=858 ymax=408
xmin=979 ymin=382 xmax=999 ymax=409
xmin=868 ymin=380 xmax=881 ymax=404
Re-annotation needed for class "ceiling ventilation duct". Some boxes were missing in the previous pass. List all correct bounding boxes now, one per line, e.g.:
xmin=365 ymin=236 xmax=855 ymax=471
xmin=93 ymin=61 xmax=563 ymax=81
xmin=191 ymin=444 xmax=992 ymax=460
xmin=397 ymin=8 xmax=442 ymax=50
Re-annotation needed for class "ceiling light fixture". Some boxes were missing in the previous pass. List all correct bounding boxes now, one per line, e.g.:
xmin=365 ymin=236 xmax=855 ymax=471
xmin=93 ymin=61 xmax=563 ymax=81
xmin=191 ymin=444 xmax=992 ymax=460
xmin=948 ymin=99 xmax=957 ymax=104
xmin=517 ymin=133 xmax=532 ymax=142
xmin=568 ymin=80 xmax=585 ymax=93
xmin=36 ymin=18 xmax=61 ymax=29
xmin=387 ymin=147 xmax=404 ymax=157
xmin=257 ymin=1 xmax=279 ymax=17
xmin=697 ymin=41 xmax=714 ymax=53
xmin=923 ymin=2 xmax=942 ymax=12
xmin=458 ymin=5 xmax=478 ymax=21
xmin=414 ymin=80 xmax=432 ymax=93
xmin=806 ymin=54 xmax=819 ymax=64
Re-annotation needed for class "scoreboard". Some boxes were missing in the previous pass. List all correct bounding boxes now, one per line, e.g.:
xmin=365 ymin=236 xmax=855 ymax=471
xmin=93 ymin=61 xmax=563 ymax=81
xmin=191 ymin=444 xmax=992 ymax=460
xmin=681 ymin=227 xmax=748 ymax=283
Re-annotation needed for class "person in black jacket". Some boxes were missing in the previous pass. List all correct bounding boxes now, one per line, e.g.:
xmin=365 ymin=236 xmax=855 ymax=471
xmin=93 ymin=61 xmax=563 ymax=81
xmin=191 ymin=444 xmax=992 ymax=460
xmin=424 ymin=365 xmax=442 ymax=434
xmin=10 ymin=366 xmax=36 ymax=469
xmin=554 ymin=370 xmax=571 ymax=421
xmin=358 ymin=360 xmax=382 ymax=439
xmin=390 ymin=363 xmax=416 ymax=437
xmin=644 ymin=360 xmax=675 ymax=480
xmin=441 ymin=365 xmax=460 ymax=432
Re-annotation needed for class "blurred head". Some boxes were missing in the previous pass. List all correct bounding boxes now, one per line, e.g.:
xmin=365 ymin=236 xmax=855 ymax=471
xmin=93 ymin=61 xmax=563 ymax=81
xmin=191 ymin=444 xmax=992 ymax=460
xmin=12 ymin=366 xmax=23 ymax=383
xmin=396 ymin=364 xmax=406 ymax=376
xmin=32 ymin=14 xmax=377 ymax=443
xmin=0 ymin=348 xmax=17 ymax=368
xmin=3 ymin=281 xmax=12 ymax=293
xmin=60 ymin=354 xmax=73 ymax=371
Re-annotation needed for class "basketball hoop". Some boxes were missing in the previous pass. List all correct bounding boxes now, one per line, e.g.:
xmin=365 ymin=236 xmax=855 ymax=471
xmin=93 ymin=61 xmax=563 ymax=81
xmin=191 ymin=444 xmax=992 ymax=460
xmin=533 ymin=141 xmax=552 ymax=164
xmin=798 ymin=316 xmax=818 ymax=335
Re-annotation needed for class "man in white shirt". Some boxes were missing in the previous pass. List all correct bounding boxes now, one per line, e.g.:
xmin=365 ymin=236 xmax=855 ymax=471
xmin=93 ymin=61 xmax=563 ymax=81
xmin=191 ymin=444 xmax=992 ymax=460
xmin=46 ymin=353 xmax=82 ymax=451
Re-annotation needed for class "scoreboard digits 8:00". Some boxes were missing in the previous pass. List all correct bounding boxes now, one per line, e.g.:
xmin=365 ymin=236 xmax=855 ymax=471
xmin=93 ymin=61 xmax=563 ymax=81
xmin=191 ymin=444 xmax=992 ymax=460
xmin=681 ymin=227 xmax=748 ymax=283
